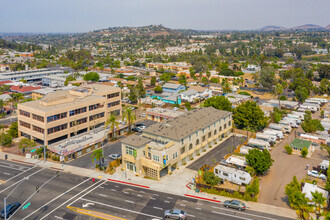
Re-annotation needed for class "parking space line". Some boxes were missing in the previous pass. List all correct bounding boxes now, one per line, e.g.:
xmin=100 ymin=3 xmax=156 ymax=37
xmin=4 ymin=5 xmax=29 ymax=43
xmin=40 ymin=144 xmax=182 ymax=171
xmin=153 ymin=206 xmax=163 ymax=210
xmin=164 ymin=200 xmax=170 ymax=203
xmin=111 ymin=189 xmax=116 ymax=192
xmin=3 ymin=172 xmax=11 ymax=176
xmin=212 ymin=211 xmax=252 ymax=220
xmin=137 ymin=194 xmax=143 ymax=197
xmin=167 ymin=196 xmax=173 ymax=199
xmin=99 ymin=194 xmax=107 ymax=197
xmin=125 ymin=200 xmax=135 ymax=204
xmin=80 ymin=198 xmax=162 ymax=219
xmin=180 ymin=204 xmax=186 ymax=207
xmin=195 ymin=207 xmax=202 ymax=210
xmin=123 ymin=192 xmax=129 ymax=194
xmin=212 ymin=206 xmax=276 ymax=220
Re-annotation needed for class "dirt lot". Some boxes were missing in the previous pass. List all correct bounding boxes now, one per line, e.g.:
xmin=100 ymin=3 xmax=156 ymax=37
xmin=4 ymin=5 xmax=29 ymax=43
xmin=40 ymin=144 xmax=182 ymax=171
xmin=258 ymin=126 xmax=328 ymax=208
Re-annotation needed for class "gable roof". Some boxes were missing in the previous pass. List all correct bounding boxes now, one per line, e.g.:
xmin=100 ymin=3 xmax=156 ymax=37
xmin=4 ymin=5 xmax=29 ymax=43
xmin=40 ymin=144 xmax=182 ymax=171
xmin=10 ymin=85 xmax=41 ymax=93
xmin=0 ymin=80 xmax=12 ymax=86
xmin=181 ymin=89 xmax=198 ymax=96
xmin=190 ymin=86 xmax=208 ymax=93
xmin=163 ymin=83 xmax=182 ymax=89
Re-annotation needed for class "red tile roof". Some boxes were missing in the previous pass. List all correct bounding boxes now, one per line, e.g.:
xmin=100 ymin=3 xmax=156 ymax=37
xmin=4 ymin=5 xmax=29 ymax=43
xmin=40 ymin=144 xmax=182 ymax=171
xmin=10 ymin=85 xmax=42 ymax=93
xmin=0 ymin=80 xmax=13 ymax=86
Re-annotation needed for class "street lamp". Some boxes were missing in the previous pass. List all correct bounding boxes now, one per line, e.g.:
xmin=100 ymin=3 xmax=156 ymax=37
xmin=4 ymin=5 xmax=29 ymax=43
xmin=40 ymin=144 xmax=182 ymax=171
xmin=4 ymin=177 xmax=29 ymax=220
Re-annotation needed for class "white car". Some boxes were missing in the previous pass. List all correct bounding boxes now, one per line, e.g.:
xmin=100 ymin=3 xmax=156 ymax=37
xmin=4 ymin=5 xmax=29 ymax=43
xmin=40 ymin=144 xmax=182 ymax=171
xmin=108 ymin=154 xmax=122 ymax=160
xmin=307 ymin=170 xmax=326 ymax=180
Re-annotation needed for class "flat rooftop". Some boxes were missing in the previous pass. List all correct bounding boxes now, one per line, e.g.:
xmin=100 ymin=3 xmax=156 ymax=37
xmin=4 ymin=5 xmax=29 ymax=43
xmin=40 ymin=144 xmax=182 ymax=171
xmin=146 ymin=107 xmax=184 ymax=118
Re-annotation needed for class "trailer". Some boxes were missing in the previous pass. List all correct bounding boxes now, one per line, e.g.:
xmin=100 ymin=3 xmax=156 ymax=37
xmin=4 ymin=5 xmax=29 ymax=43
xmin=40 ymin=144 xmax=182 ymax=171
xmin=269 ymin=123 xmax=292 ymax=133
xmin=239 ymin=145 xmax=255 ymax=155
xmin=263 ymin=129 xmax=284 ymax=139
xmin=279 ymin=119 xmax=298 ymax=128
xmin=287 ymin=113 xmax=304 ymax=121
xmin=256 ymin=133 xmax=277 ymax=143
xmin=283 ymin=116 xmax=301 ymax=125
xmin=307 ymin=98 xmax=328 ymax=105
xmin=247 ymin=138 xmax=271 ymax=150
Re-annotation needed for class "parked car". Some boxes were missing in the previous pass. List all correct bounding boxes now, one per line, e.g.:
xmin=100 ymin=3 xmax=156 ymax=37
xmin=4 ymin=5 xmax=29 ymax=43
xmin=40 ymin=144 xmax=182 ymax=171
xmin=164 ymin=209 xmax=187 ymax=220
xmin=135 ymin=123 xmax=146 ymax=130
xmin=173 ymin=107 xmax=179 ymax=111
xmin=0 ymin=202 xmax=21 ymax=218
xmin=223 ymin=200 xmax=246 ymax=211
xmin=132 ymin=127 xmax=142 ymax=133
xmin=108 ymin=154 xmax=121 ymax=160
xmin=307 ymin=170 xmax=326 ymax=180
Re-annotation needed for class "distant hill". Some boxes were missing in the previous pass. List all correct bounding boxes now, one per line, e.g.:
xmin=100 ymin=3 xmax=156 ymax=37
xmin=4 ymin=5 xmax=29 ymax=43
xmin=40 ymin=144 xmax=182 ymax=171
xmin=291 ymin=24 xmax=324 ymax=30
xmin=259 ymin=25 xmax=287 ymax=31
xmin=325 ymin=25 xmax=330 ymax=30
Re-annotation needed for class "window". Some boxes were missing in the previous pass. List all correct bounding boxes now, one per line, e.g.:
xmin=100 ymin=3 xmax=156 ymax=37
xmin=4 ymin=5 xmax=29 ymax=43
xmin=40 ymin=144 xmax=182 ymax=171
xmin=196 ymin=139 xmax=200 ymax=146
xmin=19 ymin=121 xmax=30 ymax=129
xmin=89 ymin=103 xmax=103 ymax=111
xmin=202 ymin=129 xmax=204 ymax=134
xmin=125 ymin=146 xmax=134 ymax=156
xmin=181 ymin=139 xmax=184 ymax=144
xmin=153 ymin=155 xmax=160 ymax=162
xmin=108 ymin=101 xmax=120 ymax=108
xmin=69 ymin=107 xmax=87 ymax=116
xmin=19 ymin=110 xmax=30 ymax=117
xmin=215 ymin=169 xmax=219 ymax=174
xmin=180 ymin=146 xmax=185 ymax=154
xmin=224 ymin=124 xmax=227 ymax=129
xmin=195 ymin=131 xmax=199 ymax=137
xmin=126 ymin=161 xmax=136 ymax=172
xmin=219 ymin=126 xmax=222 ymax=132
xmin=189 ymin=135 xmax=191 ymax=141
xmin=70 ymin=118 xmax=87 ymax=127
xmin=228 ymin=121 xmax=231 ymax=126
xmin=223 ymin=172 xmax=229 ymax=177
xmin=47 ymin=112 xmax=67 ymax=123
xmin=33 ymin=125 xmax=44 ymax=133
xmin=189 ymin=144 xmax=193 ymax=150
xmin=202 ymin=136 xmax=205 ymax=142
xmin=32 ymin=114 xmax=44 ymax=122
xmin=208 ymin=132 xmax=211 ymax=138
xmin=173 ymin=152 xmax=178 ymax=159
xmin=89 ymin=112 xmax=105 ymax=121
xmin=47 ymin=123 xmax=67 ymax=134
xmin=239 ymin=177 xmax=246 ymax=181
xmin=214 ymin=130 xmax=217 ymax=135
xmin=107 ymin=92 xmax=120 ymax=99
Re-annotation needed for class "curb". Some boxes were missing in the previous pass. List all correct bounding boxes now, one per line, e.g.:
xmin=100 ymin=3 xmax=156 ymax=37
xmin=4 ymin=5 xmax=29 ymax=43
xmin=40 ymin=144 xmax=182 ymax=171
xmin=108 ymin=178 xmax=150 ymax=189
xmin=11 ymin=159 xmax=35 ymax=166
xmin=184 ymin=194 xmax=221 ymax=203
xmin=50 ymin=167 xmax=64 ymax=171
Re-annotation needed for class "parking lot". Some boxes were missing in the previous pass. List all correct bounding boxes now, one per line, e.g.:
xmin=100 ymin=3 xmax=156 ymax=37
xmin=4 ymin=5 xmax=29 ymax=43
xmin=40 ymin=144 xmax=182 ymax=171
xmin=68 ymin=120 xmax=157 ymax=169
xmin=187 ymin=135 xmax=247 ymax=171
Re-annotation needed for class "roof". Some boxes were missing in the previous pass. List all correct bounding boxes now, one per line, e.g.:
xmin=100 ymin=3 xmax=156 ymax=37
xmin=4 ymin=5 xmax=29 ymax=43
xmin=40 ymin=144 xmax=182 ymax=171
xmin=0 ymin=80 xmax=12 ymax=86
xmin=143 ymin=107 xmax=231 ymax=141
xmin=0 ymin=94 xmax=10 ymax=101
xmin=162 ymin=83 xmax=182 ymax=89
xmin=290 ymin=138 xmax=312 ymax=150
xmin=121 ymin=135 xmax=151 ymax=148
xmin=146 ymin=107 xmax=184 ymax=118
xmin=181 ymin=89 xmax=198 ymax=96
xmin=302 ymin=183 xmax=328 ymax=201
xmin=215 ymin=164 xmax=251 ymax=177
xmin=10 ymin=85 xmax=42 ymax=93
xmin=189 ymin=86 xmax=208 ymax=93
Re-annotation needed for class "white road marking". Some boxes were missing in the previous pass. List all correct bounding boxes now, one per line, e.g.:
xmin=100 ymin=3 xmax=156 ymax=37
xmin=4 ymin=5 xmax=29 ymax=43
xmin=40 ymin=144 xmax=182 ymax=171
xmin=99 ymin=194 xmax=107 ymax=197
xmin=153 ymin=193 xmax=159 ymax=196
xmin=139 ymin=190 xmax=145 ymax=193
xmin=115 ymin=185 xmax=119 ymax=188
xmin=99 ymin=186 xmax=104 ymax=189
xmin=167 ymin=196 xmax=173 ymax=199
xmin=153 ymin=206 xmax=163 ymax=210
xmin=125 ymin=200 xmax=135 ymax=204
xmin=0 ymin=165 xmax=36 ymax=184
xmin=212 ymin=211 xmax=252 ymax=220
xmin=212 ymin=206 xmax=276 ymax=220
xmin=195 ymin=207 xmax=202 ymax=210
xmin=111 ymin=189 xmax=117 ymax=191
xmin=0 ymin=164 xmax=25 ymax=171
xmin=150 ymin=197 xmax=156 ymax=200
xmin=137 ymin=194 xmax=143 ymax=197
xmin=0 ymin=168 xmax=46 ymax=193
xmin=3 ymin=172 xmax=11 ymax=175
xmin=80 ymin=198 xmax=162 ymax=219
xmin=54 ymin=216 xmax=64 ymax=220
xmin=182 ymin=200 xmax=188 ymax=202
xmin=164 ymin=200 xmax=170 ymax=203
xmin=187 ymin=214 xmax=195 ymax=217
xmin=180 ymin=204 xmax=186 ymax=207
xmin=124 ymin=191 xmax=129 ymax=194
xmin=0 ymin=161 xmax=31 ymax=169
xmin=22 ymin=178 xmax=92 ymax=220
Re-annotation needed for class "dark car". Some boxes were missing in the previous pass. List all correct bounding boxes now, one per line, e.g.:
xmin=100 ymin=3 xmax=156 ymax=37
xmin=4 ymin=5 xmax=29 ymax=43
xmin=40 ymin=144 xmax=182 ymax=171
xmin=1 ymin=202 xmax=21 ymax=218
xmin=164 ymin=209 xmax=186 ymax=220
xmin=132 ymin=127 xmax=142 ymax=133
xmin=223 ymin=200 xmax=246 ymax=211
xmin=135 ymin=123 xmax=145 ymax=127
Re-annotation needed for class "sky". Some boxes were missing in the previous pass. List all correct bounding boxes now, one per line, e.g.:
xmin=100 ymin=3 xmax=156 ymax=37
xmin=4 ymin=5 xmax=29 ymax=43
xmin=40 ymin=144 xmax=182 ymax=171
xmin=1 ymin=0 xmax=329 ymax=33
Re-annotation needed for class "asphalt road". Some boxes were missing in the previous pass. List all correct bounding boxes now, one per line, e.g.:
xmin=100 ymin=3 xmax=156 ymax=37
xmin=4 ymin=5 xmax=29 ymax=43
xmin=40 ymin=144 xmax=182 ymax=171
xmin=0 ymin=160 xmax=292 ymax=220
xmin=67 ymin=120 xmax=157 ymax=170
xmin=0 ymin=117 xmax=17 ymax=125
xmin=187 ymin=136 xmax=247 ymax=171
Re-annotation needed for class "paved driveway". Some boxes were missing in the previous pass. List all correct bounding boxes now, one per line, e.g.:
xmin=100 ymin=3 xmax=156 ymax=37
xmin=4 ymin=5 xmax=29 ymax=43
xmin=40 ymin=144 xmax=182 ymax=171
xmin=186 ymin=136 xmax=247 ymax=171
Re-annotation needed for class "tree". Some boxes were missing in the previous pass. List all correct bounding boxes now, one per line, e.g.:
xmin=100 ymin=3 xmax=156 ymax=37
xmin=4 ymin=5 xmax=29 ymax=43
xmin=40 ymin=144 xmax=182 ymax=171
xmin=284 ymin=144 xmax=292 ymax=155
xmin=18 ymin=138 xmax=36 ymax=149
xmin=64 ymin=75 xmax=76 ymax=86
xmin=233 ymin=101 xmax=268 ymax=131
xmin=246 ymin=149 xmax=273 ymax=175
xmin=105 ymin=113 xmax=120 ymax=139
xmin=210 ymin=78 xmax=220 ymax=83
xmin=311 ymin=191 xmax=326 ymax=219
xmin=325 ymin=164 xmax=330 ymax=191
xmin=301 ymin=147 xmax=308 ymax=158
xmin=178 ymin=74 xmax=187 ymax=89
xmin=256 ymin=66 xmax=276 ymax=89
xmin=159 ymin=72 xmax=172 ymax=82
xmin=222 ymin=82 xmax=231 ymax=94
xmin=122 ymin=106 xmax=136 ymax=132
xmin=295 ymin=86 xmax=309 ymax=103
xmin=83 ymin=72 xmax=100 ymax=82
xmin=275 ymin=84 xmax=283 ymax=109
xmin=185 ymin=102 xmax=191 ymax=110
xmin=150 ymin=76 xmax=156 ymax=86
xmin=203 ymin=171 xmax=221 ymax=186
xmin=128 ymin=85 xmax=138 ymax=103
xmin=317 ymin=64 xmax=330 ymax=80
xmin=246 ymin=178 xmax=260 ymax=197
xmin=154 ymin=85 xmax=163 ymax=93
xmin=91 ymin=149 xmax=104 ymax=169
xmin=204 ymin=96 xmax=232 ymax=112
xmin=0 ymin=132 xmax=12 ymax=147
xmin=301 ymin=111 xmax=324 ymax=133
xmin=189 ymin=67 xmax=196 ymax=79
xmin=136 ymin=78 xmax=146 ymax=103
xmin=7 ymin=121 xmax=18 ymax=138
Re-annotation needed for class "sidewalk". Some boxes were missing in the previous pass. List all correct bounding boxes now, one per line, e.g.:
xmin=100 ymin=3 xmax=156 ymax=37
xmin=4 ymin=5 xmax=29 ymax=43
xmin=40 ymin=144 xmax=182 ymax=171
xmin=0 ymin=151 xmax=297 ymax=219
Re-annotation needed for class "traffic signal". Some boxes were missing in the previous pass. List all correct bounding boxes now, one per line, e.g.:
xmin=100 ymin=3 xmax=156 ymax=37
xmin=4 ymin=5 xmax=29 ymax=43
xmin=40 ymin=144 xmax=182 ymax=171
xmin=36 ymin=185 xmax=39 ymax=193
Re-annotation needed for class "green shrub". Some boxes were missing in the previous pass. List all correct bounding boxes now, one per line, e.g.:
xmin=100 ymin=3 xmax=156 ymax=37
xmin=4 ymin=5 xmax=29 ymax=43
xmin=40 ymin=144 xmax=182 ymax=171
xmin=203 ymin=171 xmax=221 ymax=186
xmin=301 ymin=147 xmax=308 ymax=158
xmin=284 ymin=145 xmax=292 ymax=155
xmin=238 ymin=91 xmax=251 ymax=96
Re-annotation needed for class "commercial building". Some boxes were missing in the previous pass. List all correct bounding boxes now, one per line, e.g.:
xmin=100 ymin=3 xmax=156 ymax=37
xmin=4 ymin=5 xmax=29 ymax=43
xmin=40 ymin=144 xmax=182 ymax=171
xmin=31 ymin=86 xmax=76 ymax=100
xmin=121 ymin=107 xmax=232 ymax=180
xmin=17 ymin=84 xmax=121 ymax=145
xmin=0 ymin=68 xmax=70 ymax=82
xmin=146 ymin=107 xmax=184 ymax=122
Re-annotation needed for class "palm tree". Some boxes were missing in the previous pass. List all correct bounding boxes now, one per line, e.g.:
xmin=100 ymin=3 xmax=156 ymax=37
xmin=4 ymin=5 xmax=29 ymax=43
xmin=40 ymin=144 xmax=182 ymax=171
xmin=91 ymin=149 xmax=103 ymax=169
xmin=312 ymin=191 xmax=326 ymax=219
xmin=0 ymin=99 xmax=6 ymax=114
xmin=122 ymin=106 xmax=136 ymax=132
xmin=105 ymin=113 xmax=120 ymax=139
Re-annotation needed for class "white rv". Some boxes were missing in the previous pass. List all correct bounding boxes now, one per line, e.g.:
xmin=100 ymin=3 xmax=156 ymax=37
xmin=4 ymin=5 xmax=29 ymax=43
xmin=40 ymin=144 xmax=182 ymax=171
xmin=283 ymin=116 xmax=301 ymax=125
xmin=269 ymin=123 xmax=292 ymax=133
xmin=263 ymin=129 xmax=284 ymax=139
xmin=256 ymin=133 xmax=277 ymax=143
xmin=247 ymin=138 xmax=271 ymax=150
xmin=214 ymin=164 xmax=252 ymax=185
xmin=279 ymin=119 xmax=298 ymax=128
xmin=239 ymin=145 xmax=255 ymax=155
xmin=287 ymin=113 xmax=304 ymax=121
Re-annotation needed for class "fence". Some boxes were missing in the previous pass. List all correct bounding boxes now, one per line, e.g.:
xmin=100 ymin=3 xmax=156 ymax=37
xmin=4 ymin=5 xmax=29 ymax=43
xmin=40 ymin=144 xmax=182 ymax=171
xmin=233 ymin=128 xmax=256 ymax=139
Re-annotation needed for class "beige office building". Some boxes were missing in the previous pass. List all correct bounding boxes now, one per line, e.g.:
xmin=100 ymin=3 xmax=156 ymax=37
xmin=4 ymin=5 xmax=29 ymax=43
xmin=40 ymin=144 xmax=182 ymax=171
xmin=121 ymin=107 xmax=232 ymax=180
xmin=18 ymin=84 xmax=121 ymax=145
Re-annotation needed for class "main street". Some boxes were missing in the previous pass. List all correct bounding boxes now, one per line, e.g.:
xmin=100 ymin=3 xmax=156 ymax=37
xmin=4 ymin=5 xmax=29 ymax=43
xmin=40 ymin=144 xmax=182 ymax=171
xmin=0 ymin=160 xmax=292 ymax=220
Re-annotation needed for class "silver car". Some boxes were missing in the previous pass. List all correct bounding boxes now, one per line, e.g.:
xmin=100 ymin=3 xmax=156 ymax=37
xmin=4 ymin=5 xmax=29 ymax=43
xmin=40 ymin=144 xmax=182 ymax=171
xmin=164 ymin=209 xmax=187 ymax=220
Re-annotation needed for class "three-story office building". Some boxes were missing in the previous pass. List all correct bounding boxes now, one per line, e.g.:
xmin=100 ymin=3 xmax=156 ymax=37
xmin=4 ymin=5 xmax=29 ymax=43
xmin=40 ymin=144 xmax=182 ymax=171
xmin=18 ymin=84 xmax=121 ymax=145
xmin=121 ymin=107 xmax=232 ymax=180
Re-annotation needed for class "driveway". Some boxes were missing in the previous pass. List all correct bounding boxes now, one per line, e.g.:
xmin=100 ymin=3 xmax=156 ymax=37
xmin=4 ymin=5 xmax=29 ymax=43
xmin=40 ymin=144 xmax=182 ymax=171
xmin=186 ymin=135 xmax=247 ymax=171
xmin=258 ymin=125 xmax=328 ymax=208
